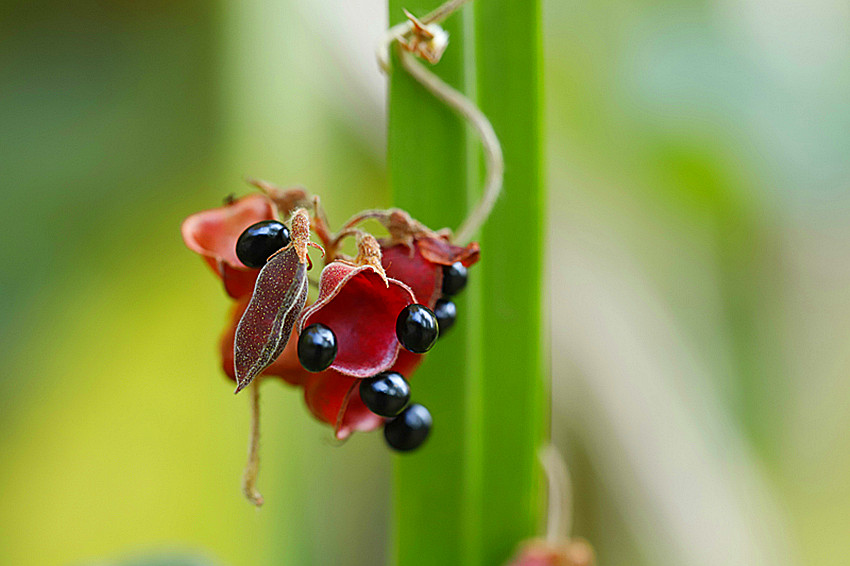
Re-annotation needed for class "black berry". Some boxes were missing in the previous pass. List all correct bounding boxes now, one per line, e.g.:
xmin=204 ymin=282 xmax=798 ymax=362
xmin=384 ymin=403 xmax=432 ymax=452
xmin=433 ymin=298 xmax=456 ymax=335
xmin=235 ymin=220 xmax=291 ymax=269
xmin=360 ymin=372 xmax=411 ymax=417
xmin=441 ymin=262 xmax=468 ymax=296
xmin=297 ymin=323 xmax=337 ymax=372
xmin=396 ymin=304 xmax=439 ymax=353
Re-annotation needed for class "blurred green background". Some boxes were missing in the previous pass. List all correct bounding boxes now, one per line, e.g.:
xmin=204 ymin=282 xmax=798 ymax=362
xmin=1 ymin=0 xmax=848 ymax=565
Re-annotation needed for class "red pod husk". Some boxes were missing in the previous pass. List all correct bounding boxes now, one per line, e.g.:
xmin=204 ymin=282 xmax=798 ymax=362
xmin=181 ymin=193 xmax=278 ymax=299
xmin=303 ymin=371 xmax=384 ymax=440
xmin=381 ymin=235 xmax=480 ymax=308
xmin=233 ymin=246 xmax=308 ymax=393
xmin=298 ymin=261 xmax=415 ymax=378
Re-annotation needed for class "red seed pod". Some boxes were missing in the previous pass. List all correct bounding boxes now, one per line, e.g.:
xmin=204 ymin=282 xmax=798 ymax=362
xmin=389 ymin=349 xmax=424 ymax=377
xmin=303 ymin=371 xmax=384 ymax=440
xmin=181 ymin=193 xmax=278 ymax=299
xmin=298 ymin=261 xmax=415 ymax=378
xmin=381 ymin=234 xmax=480 ymax=308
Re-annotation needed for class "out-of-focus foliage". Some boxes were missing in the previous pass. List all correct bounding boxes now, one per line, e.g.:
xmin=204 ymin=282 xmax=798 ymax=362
xmin=1 ymin=0 xmax=848 ymax=565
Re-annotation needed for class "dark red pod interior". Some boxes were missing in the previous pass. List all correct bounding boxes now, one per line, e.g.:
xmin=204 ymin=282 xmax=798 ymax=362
xmin=299 ymin=262 xmax=415 ymax=378
xmin=381 ymin=243 xmax=443 ymax=308
xmin=303 ymin=371 xmax=384 ymax=439
xmin=382 ymin=236 xmax=480 ymax=309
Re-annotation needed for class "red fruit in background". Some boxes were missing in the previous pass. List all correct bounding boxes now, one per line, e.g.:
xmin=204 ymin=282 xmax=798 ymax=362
xmin=298 ymin=261 xmax=415 ymax=378
xmin=181 ymin=193 xmax=278 ymax=299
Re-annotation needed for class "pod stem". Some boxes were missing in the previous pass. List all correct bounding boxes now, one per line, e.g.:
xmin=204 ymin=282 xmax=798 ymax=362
xmin=242 ymin=381 xmax=264 ymax=507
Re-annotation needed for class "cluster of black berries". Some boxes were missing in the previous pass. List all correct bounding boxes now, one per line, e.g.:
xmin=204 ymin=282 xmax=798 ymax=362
xmin=365 ymin=261 xmax=468 ymax=452
xmin=297 ymin=304 xmax=439 ymax=452
xmin=434 ymin=261 xmax=466 ymax=333
xmin=235 ymin=220 xmax=470 ymax=452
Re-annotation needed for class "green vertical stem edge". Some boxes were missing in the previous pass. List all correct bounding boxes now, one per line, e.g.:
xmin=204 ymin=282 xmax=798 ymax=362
xmin=474 ymin=0 xmax=547 ymax=564
xmin=387 ymin=1 xmax=546 ymax=565
xmin=388 ymin=2 xmax=474 ymax=564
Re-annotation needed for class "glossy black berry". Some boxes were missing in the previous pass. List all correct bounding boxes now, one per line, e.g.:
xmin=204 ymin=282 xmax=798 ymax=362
xmin=396 ymin=304 xmax=439 ymax=353
xmin=433 ymin=298 xmax=457 ymax=335
xmin=441 ymin=262 xmax=468 ymax=296
xmin=235 ymin=220 xmax=291 ymax=269
xmin=297 ymin=323 xmax=337 ymax=372
xmin=384 ymin=403 xmax=432 ymax=452
xmin=360 ymin=371 xmax=411 ymax=417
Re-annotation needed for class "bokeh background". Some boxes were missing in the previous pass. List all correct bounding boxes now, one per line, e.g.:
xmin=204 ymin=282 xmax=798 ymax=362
xmin=2 ymin=0 xmax=849 ymax=564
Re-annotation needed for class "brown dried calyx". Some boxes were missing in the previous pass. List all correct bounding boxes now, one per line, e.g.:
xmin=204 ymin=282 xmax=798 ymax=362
xmin=354 ymin=233 xmax=388 ymax=285
xmin=399 ymin=9 xmax=449 ymax=64
xmin=284 ymin=208 xmax=324 ymax=267
xmin=382 ymin=208 xmax=432 ymax=247
xmin=248 ymin=178 xmax=311 ymax=217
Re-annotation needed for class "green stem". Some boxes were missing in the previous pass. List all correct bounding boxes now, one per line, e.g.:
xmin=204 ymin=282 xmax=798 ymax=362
xmin=387 ymin=1 xmax=475 ymax=564
xmin=387 ymin=1 xmax=545 ymax=565
xmin=473 ymin=1 xmax=546 ymax=564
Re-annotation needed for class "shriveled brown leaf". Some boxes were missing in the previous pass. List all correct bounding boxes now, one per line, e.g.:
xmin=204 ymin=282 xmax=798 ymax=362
xmin=233 ymin=246 xmax=308 ymax=393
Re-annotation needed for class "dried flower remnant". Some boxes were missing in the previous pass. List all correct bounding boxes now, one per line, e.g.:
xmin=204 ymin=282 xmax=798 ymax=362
xmin=220 ymin=297 xmax=310 ymax=386
xmin=247 ymin=178 xmax=311 ymax=217
xmin=233 ymin=246 xmax=308 ymax=393
xmin=399 ymin=9 xmax=449 ymax=64
xmin=232 ymin=209 xmax=320 ymax=393
xmin=504 ymin=448 xmax=596 ymax=565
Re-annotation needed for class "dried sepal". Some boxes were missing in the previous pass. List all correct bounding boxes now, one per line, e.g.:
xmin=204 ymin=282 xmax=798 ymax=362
xmin=233 ymin=246 xmax=309 ymax=393
xmin=399 ymin=9 xmax=449 ymax=64
xmin=382 ymin=208 xmax=429 ymax=246
xmin=247 ymin=178 xmax=311 ymax=217
xmin=355 ymin=233 xmax=388 ymax=285
xmin=417 ymin=235 xmax=480 ymax=267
